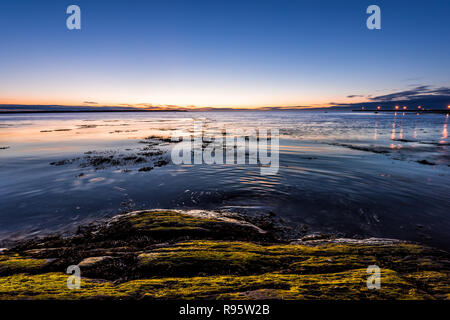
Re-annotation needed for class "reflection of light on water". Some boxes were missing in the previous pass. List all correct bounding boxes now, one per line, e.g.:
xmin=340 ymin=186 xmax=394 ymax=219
xmin=398 ymin=115 xmax=404 ymax=140
xmin=443 ymin=118 xmax=448 ymax=140
xmin=391 ymin=117 xmax=396 ymax=140
xmin=373 ymin=119 xmax=378 ymax=141
xmin=413 ymin=119 xmax=418 ymax=139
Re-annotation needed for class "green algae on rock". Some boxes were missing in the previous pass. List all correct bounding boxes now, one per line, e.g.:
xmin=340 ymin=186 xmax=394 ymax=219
xmin=0 ymin=254 xmax=49 ymax=276
xmin=0 ymin=269 xmax=446 ymax=300
xmin=0 ymin=210 xmax=449 ymax=300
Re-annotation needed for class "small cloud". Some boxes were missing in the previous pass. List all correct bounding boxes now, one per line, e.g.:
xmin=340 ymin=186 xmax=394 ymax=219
xmin=347 ymin=95 xmax=364 ymax=98
xmin=135 ymin=103 xmax=153 ymax=107
xmin=165 ymin=105 xmax=182 ymax=109
xmin=83 ymin=101 xmax=98 ymax=104
xmin=403 ymin=76 xmax=423 ymax=82
xmin=330 ymin=84 xmax=450 ymax=110
xmin=367 ymin=85 xmax=443 ymax=101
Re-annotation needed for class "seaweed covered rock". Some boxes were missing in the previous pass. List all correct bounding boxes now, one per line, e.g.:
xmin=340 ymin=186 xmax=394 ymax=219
xmin=0 ymin=253 xmax=50 ymax=276
xmin=0 ymin=210 xmax=449 ymax=300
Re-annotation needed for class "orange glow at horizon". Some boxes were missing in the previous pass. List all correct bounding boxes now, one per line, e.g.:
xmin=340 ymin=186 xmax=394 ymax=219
xmin=3 ymin=94 xmax=448 ymax=110
xmin=0 ymin=96 xmax=355 ymax=110
xmin=0 ymin=85 xmax=372 ymax=110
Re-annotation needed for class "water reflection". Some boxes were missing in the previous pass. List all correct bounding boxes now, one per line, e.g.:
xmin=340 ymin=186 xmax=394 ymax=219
xmin=1 ymin=111 xmax=449 ymax=250
xmin=399 ymin=116 xmax=404 ymax=140
xmin=443 ymin=115 xmax=448 ymax=140
xmin=413 ymin=116 xmax=418 ymax=139
xmin=373 ymin=118 xmax=378 ymax=141
xmin=390 ymin=116 xmax=396 ymax=141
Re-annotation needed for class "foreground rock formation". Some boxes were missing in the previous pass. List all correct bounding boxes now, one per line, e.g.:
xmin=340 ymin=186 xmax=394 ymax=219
xmin=0 ymin=210 xmax=448 ymax=299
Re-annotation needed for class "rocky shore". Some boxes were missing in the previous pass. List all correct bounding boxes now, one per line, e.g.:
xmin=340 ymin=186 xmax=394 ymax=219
xmin=0 ymin=210 xmax=448 ymax=300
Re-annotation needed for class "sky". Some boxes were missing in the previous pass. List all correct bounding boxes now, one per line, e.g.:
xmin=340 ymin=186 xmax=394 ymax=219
xmin=0 ymin=0 xmax=449 ymax=109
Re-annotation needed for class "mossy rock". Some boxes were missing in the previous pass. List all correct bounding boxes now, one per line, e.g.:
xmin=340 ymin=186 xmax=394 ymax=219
xmin=136 ymin=240 xmax=300 ymax=276
xmin=13 ymin=210 xmax=272 ymax=254
xmin=2 ymin=210 xmax=449 ymax=300
xmin=0 ymin=254 xmax=49 ymax=276
xmin=123 ymin=210 xmax=270 ymax=241
xmin=135 ymin=240 xmax=449 ymax=278
xmin=0 ymin=269 xmax=440 ymax=300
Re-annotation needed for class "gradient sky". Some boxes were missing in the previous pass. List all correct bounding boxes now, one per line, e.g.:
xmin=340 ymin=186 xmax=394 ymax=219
xmin=0 ymin=0 xmax=449 ymax=108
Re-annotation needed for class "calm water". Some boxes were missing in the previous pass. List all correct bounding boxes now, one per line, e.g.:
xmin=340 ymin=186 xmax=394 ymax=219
xmin=0 ymin=111 xmax=449 ymax=249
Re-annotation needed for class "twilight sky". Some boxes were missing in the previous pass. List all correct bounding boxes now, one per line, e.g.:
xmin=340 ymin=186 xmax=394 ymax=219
xmin=0 ymin=0 xmax=449 ymax=108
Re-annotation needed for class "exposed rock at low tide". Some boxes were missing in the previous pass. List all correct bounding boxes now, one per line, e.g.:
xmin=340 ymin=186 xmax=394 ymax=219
xmin=48 ymin=135 xmax=171 ymax=171
xmin=0 ymin=210 xmax=448 ymax=300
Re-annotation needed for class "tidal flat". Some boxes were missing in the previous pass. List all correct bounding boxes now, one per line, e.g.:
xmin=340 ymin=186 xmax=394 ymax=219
xmin=1 ymin=111 xmax=449 ymax=250
xmin=0 ymin=111 xmax=449 ymax=299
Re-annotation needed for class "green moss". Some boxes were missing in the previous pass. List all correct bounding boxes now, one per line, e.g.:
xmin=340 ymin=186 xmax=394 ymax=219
xmin=136 ymin=240 xmax=433 ymax=276
xmin=0 ymin=269 xmax=431 ymax=300
xmin=117 ymin=210 xmax=269 ymax=242
xmin=404 ymin=271 xmax=450 ymax=299
xmin=289 ymin=255 xmax=376 ymax=274
xmin=137 ymin=240 xmax=291 ymax=275
xmin=2 ymin=210 xmax=448 ymax=300
xmin=127 ymin=210 xmax=219 ymax=231
xmin=215 ymin=269 xmax=429 ymax=300
xmin=0 ymin=273 xmax=128 ymax=300
xmin=0 ymin=254 xmax=48 ymax=275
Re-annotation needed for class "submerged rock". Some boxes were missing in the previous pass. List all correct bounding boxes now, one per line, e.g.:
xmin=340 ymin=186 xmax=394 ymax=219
xmin=48 ymin=135 xmax=172 ymax=171
xmin=417 ymin=159 xmax=436 ymax=165
xmin=138 ymin=166 xmax=153 ymax=172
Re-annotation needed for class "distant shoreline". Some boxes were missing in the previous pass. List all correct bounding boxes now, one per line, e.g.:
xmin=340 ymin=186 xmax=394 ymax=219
xmin=1 ymin=109 xmax=449 ymax=115
xmin=0 ymin=109 xmax=187 ymax=114
xmin=353 ymin=109 xmax=449 ymax=114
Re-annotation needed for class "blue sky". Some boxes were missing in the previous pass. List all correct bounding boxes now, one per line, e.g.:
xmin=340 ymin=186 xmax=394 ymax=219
xmin=0 ymin=0 xmax=449 ymax=108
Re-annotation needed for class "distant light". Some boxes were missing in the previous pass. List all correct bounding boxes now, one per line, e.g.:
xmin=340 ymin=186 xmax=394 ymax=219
xmin=377 ymin=106 xmax=381 ymax=110
xmin=418 ymin=106 xmax=421 ymax=109
xmin=447 ymin=105 xmax=450 ymax=109
xmin=361 ymin=107 xmax=365 ymax=110
xmin=403 ymin=106 xmax=407 ymax=110
xmin=395 ymin=106 xmax=399 ymax=110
